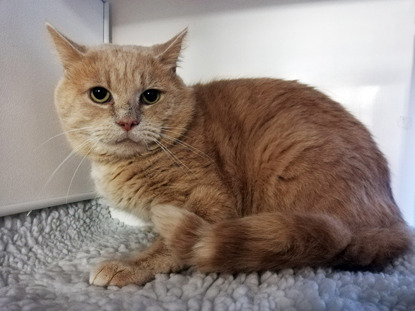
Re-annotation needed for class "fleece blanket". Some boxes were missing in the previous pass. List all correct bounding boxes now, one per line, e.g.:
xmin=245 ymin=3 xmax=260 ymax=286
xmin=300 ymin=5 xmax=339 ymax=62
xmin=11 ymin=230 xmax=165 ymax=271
xmin=1 ymin=199 xmax=415 ymax=311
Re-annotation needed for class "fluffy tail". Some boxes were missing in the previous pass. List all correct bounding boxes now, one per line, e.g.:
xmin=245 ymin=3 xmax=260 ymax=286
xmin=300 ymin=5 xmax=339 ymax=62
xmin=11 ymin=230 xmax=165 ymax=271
xmin=151 ymin=206 xmax=412 ymax=273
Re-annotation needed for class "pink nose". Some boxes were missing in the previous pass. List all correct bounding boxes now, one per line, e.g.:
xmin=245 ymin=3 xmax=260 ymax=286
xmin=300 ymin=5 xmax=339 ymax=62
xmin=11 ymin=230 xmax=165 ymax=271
xmin=117 ymin=117 xmax=138 ymax=131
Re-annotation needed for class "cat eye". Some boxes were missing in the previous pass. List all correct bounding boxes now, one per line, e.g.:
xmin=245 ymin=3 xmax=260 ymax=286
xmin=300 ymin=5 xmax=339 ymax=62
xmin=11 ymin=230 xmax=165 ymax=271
xmin=90 ymin=87 xmax=111 ymax=104
xmin=141 ymin=89 xmax=161 ymax=105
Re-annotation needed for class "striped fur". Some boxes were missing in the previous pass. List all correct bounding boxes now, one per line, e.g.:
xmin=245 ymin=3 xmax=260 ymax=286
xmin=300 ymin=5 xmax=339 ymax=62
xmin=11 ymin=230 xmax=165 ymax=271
xmin=48 ymin=25 xmax=412 ymax=287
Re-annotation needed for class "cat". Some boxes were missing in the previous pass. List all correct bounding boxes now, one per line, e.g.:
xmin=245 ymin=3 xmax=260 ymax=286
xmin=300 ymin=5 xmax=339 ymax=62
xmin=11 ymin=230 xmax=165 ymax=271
xmin=47 ymin=24 xmax=412 ymax=287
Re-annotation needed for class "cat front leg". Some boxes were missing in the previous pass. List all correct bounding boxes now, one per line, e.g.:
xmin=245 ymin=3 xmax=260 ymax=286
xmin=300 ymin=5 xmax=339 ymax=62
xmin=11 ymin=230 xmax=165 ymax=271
xmin=89 ymin=237 xmax=184 ymax=287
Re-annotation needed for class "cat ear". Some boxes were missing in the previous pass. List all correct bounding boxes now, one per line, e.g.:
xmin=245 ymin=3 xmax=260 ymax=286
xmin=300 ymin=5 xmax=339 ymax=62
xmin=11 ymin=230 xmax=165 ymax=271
xmin=46 ymin=23 xmax=86 ymax=70
xmin=154 ymin=28 xmax=188 ymax=72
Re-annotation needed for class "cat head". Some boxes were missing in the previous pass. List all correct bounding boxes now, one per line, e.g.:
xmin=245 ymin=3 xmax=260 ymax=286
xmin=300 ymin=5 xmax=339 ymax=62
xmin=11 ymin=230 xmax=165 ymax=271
xmin=47 ymin=24 xmax=194 ymax=161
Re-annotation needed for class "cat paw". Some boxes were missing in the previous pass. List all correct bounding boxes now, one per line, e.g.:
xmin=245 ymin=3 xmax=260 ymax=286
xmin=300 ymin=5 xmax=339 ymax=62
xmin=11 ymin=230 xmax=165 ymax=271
xmin=89 ymin=260 xmax=154 ymax=287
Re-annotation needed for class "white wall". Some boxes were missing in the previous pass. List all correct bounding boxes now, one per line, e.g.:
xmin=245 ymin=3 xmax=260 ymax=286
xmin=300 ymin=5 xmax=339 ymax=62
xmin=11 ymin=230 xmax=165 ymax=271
xmin=0 ymin=0 xmax=103 ymax=216
xmin=110 ymin=0 xmax=415 ymax=225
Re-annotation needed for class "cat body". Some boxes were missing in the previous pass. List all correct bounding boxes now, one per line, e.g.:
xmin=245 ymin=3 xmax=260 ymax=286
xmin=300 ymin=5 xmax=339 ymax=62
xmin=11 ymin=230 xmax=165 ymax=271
xmin=93 ymin=78 xmax=397 ymax=225
xmin=47 ymin=25 xmax=411 ymax=287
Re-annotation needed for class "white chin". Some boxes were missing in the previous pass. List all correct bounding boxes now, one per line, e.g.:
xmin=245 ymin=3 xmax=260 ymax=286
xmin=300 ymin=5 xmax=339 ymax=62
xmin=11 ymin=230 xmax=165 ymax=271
xmin=105 ymin=138 xmax=148 ymax=157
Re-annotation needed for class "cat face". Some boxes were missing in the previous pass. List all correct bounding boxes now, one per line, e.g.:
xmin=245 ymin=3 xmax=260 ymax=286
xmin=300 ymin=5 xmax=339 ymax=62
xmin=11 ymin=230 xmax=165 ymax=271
xmin=48 ymin=25 xmax=193 ymax=160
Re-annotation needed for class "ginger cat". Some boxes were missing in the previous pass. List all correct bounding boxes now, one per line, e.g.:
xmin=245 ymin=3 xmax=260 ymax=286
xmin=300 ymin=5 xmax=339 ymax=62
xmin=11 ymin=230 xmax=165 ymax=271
xmin=47 ymin=24 xmax=411 ymax=287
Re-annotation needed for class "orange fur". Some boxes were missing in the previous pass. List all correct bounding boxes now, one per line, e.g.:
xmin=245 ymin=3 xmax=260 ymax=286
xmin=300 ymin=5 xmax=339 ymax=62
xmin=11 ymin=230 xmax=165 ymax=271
xmin=47 ymin=24 xmax=412 ymax=287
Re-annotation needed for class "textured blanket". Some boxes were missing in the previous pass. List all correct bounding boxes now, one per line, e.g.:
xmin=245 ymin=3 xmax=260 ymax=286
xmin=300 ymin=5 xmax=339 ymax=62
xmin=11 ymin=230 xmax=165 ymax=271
xmin=1 ymin=199 xmax=415 ymax=311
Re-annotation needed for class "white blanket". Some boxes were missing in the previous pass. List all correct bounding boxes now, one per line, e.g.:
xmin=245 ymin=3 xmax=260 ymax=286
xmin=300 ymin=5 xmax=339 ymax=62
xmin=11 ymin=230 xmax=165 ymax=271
xmin=1 ymin=200 xmax=415 ymax=310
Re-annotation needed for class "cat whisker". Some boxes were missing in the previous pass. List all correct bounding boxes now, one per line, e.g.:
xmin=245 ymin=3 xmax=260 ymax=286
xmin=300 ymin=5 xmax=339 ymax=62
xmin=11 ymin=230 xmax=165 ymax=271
xmin=158 ymin=130 xmax=213 ymax=163
xmin=92 ymin=191 xmax=102 ymax=202
xmin=34 ymin=126 xmax=95 ymax=151
xmin=148 ymin=136 xmax=190 ymax=174
xmin=142 ymin=137 xmax=150 ymax=153
xmin=36 ymin=138 xmax=95 ymax=201
xmin=142 ymin=127 xmax=211 ymax=165
xmin=160 ymin=126 xmax=197 ymax=135
xmin=144 ymin=126 xmax=208 ymax=159
xmin=65 ymin=139 xmax=99 ymax=203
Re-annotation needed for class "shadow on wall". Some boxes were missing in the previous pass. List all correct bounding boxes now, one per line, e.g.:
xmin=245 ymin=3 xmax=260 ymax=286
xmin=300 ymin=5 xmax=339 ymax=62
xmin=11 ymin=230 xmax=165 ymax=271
xmin=107 ymin=0 xmax=377 ymax=25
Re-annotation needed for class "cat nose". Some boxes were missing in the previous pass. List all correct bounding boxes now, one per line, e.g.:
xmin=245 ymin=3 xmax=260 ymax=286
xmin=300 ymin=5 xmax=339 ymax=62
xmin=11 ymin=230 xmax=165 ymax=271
xmin=117 ymin=117 xmax=139 ymax=132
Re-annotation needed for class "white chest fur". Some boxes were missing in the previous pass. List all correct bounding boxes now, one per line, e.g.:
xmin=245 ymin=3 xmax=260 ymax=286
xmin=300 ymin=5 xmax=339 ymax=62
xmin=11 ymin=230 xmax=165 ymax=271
xmin=91 ymin=162 xmax=153 ymax=227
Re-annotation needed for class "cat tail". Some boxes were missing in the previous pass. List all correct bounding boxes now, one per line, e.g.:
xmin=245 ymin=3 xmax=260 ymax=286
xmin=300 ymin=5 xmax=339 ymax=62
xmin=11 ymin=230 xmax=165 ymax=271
xmin=151 ymin=206 xmax=412 ymax=272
